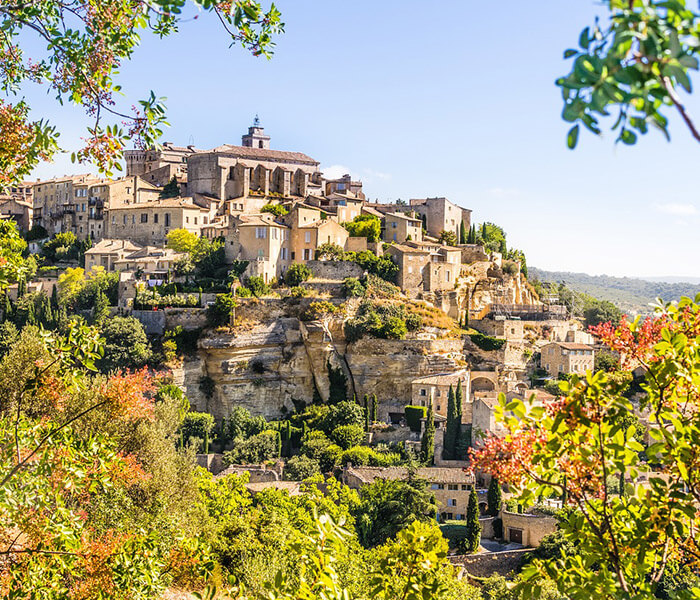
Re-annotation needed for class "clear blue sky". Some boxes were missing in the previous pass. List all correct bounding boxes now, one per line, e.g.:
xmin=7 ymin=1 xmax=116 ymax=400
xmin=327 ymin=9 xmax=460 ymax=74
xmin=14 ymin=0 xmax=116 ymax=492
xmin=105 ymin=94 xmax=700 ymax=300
xmin=29 ymin=0 xmax=700 ymax=279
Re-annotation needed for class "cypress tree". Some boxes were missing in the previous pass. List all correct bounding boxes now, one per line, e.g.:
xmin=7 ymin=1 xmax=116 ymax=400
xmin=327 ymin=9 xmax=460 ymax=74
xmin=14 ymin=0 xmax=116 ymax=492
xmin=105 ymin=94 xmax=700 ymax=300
xmin=17 ymin=278 xmax=25 ymax=299
xmin=51 ymin=284 xmax=59 ymax=310
xmin=371 ymin=394 xmax=378 ymax=423
xmin=487 ymin=477 xmax=502 ymax=516
xmin=459 ymin=220 xmax=467 ymax=244
xmin=463 ymin=486 xmax=482 ymax=553
xmin=481 ymin=223 xmax=487 ymax=240
xmin=420 ymin=406 xmax=435 ymax=465
xmin=443 ymin=385 xmax=458 ymax=460
xmin=274 ymin=430 xmax=282 ymax=458
xmin=26 ymin=298 xmax=36 ymax=326
xmin=363 ymin=394 xmax=370 ymax=431
xmin=454 ymin=379 xmax=464 ymax=459
xmin=285 ymin=420 xmax=292 ymax=456
xmin=499 ymin=238 xmax=507 ymax=256
xmin=2 ymin=293 xmax=11 ymax=323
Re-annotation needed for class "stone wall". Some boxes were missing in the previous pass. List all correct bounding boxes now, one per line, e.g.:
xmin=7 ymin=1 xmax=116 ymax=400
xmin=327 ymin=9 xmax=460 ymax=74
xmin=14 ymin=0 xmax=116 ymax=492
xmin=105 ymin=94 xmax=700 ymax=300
xmin=450 ymin=549 xmax=532 ymax=578
xmin=164 ymin=307 xmax=208 ymax=330
xmin=501 ymin=510 xmax=558 ymax=547
xmin=306 ymin=259 xmax=364 ymax=281
xmin=131 ymin=309 xmax=166 ymax=335
xmin=346 ymin=237 xmax=368 ymax=252
xmin=460 ymin=245 xmax=489 ymax=264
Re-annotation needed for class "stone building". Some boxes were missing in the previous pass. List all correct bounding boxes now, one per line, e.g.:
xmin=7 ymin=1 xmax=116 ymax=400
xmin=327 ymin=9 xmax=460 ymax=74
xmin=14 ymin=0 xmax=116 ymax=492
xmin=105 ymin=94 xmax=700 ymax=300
xmin=84 ymin=239 xmax=142 ymax=272
xmin=0 ymin=198 xmax=33 ymax=232
xmin=323 ymin=174 xmax=365 ymax=199
xmin=386 ymin=241 xmax=462 ymax=294
xmin=408 ymin=197 xmax=471 ymax=240
xmin=342 ymin=466 xmax=476 ymax=522
xmin=124 ymin=142 xmax=201 ymax=181
xmin=113 ymin=246 xmax=184 ymax=279
xmin=382 ymin=211 xmax=423 ymax=244
xmin=541 ymin=341 xmax=595 ymax=376
xmin=32 ymin=174 xmax=97 ymax=235
xmin=186 ymin=121 xmax=323 ymax=204
xmin=105 ymin=197 xmax=210 ymax=246
xmin=410 ymin=370 xmax=472 ymax=423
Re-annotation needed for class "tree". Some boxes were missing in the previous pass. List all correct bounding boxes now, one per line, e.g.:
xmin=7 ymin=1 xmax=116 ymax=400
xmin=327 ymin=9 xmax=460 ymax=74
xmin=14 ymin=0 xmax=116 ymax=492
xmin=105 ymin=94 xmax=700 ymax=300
xmin=0 ymin=1 xmax=283 ymax=186
xmin=92 ymin=289 xmax=110 ymax=325
xmin=159 ymin=176 xmax=180 ymax=199
xmin=459 ymin=220 xmax=467 ymax=244
xmin=285 ymin=262 xmax=313 ymax=286
xmin=560 ymin=1 xmax=700 ymax=148
xmin=584 ymin=299 xmax=623 ymax=328
xmin=180 ymin=411 xmax=215 ymax=450
xmin=284 ymin=455 xmax=321 ymax=480
xmin=420 ymin=406 xmax=435 ymax=465
xmin=261 ymin=203 xmax=288 ymax=216
xmin=330 ymin=424 xmax=365 ymax=450
xmin=207 ymin=293 xmax=237 ymax=327
xmin=487 ymin=477 xmax=502 ymax=517
xmin=98 ymin=316 xmax=152 ymax=372
xmin=166 ymin=229 xmax=199 ymax=254
xmin=315 ymin=243 xmax=345 ymax=261
xmin=471 ymin=301 xmax=700 ymax=599
xmin=246 ymin=276 xmax=270 ymax=297
xmin=438 ymin=230 xmax=458 ymax=246
xmin=371 ymin=393 xmax=379 ymax=423
xmin=343 ymin=214 xmax=382 ymax=242
xmin=57 ymin=266 xmax=85 ymax=306
xmin=355 ymin=475 xmax=437 ymax=548
xmin=460 ymin=486 xmax=481 ymax=554
xmin=443 ymin=385 xmax=459 ymax=460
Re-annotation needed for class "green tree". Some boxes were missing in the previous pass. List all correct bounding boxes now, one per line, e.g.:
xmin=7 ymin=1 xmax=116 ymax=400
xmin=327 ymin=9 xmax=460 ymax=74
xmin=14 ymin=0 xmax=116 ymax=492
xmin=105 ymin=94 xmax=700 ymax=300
xmin=459 ymin=220 xmax=467 ymax=244
xmin=261 ymin=203 xmax=288 ymax=216
xmin=343 ymin=214 xmax=382 ymax=242
xmin=285 ymin=262 xmax=313 ymax=286
xmin=487 ymin=477 xmax=502 ymax=517
xmin=584 ymin=300 xmax=623 ymax=328
xmin=166 ymin=228 xmax=199 ymax=254
xmin=92 ymin=289 xmax=110 ymax=325
xmin=461 ymin=486 xmax=481 ymax=554
xmin=330 ymin=424 xmax=365 ymax=449
xmin=284 ymin=455 xmax=321 ymax=480
xmin=420 ymin=405 xmax=435 ymax=465
xmin=442 ymin=385 xmax=459 ymax=460
xmin=98 ymin=316 xmax=152 ymax=372
xmin=355 ymin=474 xmax=437 ymax=548
xmin=207 ymin=293 xmax=237 ymax=327
xmin=438 ymin=230 xmax=458 ymax=246
xmin=371 ymin=393 xmax=379 ymax=423
xmin=159 ymin=176 xmax=180 ymax=199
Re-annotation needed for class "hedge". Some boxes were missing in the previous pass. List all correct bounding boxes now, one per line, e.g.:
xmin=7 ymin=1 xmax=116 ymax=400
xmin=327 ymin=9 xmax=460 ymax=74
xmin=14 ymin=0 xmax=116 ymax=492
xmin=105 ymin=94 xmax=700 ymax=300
xmin=469 ymin=332 xmax=506 ymax=351
xmin=405 ymin=405 xmax=427 ymax=432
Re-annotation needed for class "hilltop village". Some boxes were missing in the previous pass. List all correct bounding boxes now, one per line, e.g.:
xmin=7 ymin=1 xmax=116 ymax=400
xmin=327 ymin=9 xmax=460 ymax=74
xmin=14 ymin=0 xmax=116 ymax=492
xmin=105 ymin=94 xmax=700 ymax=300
xmin=1 ymin=119 xmax=604 ymax=565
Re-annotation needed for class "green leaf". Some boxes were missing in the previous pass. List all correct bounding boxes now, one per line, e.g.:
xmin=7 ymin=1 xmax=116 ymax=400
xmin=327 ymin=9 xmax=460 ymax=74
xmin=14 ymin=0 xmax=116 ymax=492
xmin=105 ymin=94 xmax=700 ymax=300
xmin=567 ymin=124 xmax=580 ymax=149
xmin=579 ymin=27 xmax=590 ymax=50
xmin=564 ymin=49 xmax=578 ymax=59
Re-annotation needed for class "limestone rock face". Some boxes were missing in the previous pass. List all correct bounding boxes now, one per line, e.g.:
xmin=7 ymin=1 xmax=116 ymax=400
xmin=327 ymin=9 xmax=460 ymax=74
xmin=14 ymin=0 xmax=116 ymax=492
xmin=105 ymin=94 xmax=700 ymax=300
xmin=186 ymin=317 xmax=468 ymax=420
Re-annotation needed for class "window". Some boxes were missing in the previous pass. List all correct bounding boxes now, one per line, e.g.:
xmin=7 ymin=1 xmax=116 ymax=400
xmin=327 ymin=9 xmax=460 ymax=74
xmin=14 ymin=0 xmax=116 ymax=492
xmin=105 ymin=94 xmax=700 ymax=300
xmin=448 ymin=484 xmax=458 ymax=490
xmin=123 ymin=215 xmax=127 ymax=225
xmin=141 ymin=213 xmax=148 ymax=223
xmin=131 ymin=215 xmax=135 ymax=224
xmin=408 ymin=266 xmax=413 ymax=274
xmin=448 ymin=499 xmax=457 ymax=507
xmin=443 ymin=512 xmax=453 ymax=520
xmin=437 ymin=390 xmax=441 ymax=397
xmin=303 ymin=248 xmax=312 ymax=260
xmin=461 ymin=484 xmax=468 ymax=490
xmin=164 ymin=213 xmax=170 ymax=227
xmin=194 ymin=217 xmax=198 ymax=225
xmin=420 ymin=389 xmax=427 ymax=396
xmin=392 ymin=221 xmax=397 ymax=228
xmin=185 ymin=216 xmax=189 ymax=224
xmin=112 ymin=216 xmax=116 ymax=223
xmin=272 ymin=228 xmax=278 ymax=240
xmin=281 ymin=248 xmax=288 ymax=260
xmin=291 ymin=251 xmax=295 ymax=260
xmin=430 ymin=483 xmax=444 ymax=490
xmin=446 ymin=271 xmax=451 ymax=282
xmin=154 ymin=214 xmax=159 ymax=224
xmin=255 ymin=227 xmax=266 ymax=239
xmin=304 ymin=231 xmax=311 ymax=243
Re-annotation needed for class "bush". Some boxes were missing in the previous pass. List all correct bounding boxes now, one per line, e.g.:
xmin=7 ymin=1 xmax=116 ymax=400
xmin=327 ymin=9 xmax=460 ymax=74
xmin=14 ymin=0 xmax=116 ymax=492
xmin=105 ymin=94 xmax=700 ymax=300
xmin=98 ymin=316 xmax=152 ymax=372
xmin=260 ymin=203 xmax=288 ymax=216
xmin=223 ymin=430 xmax=280 ymax=465
xmin=330 ymin=424 xmax=365 ymax=449
xmin=502 ymin=260 xmax=519 ymax=275
xmin=405 ymin=406 xmax=427 ymax=433
xmin=382 ymin=316 xmax=407 ymax=339
xmin=322 ymin=401 xmax=365 ymax=432
xmin=338 ymin=446 xmax=402 ymax=467
xmin=315 ymin=243 xmax=345 ymax=261
xmin=343 ymin=214 xmax=381 ymax=242
xmin=300 ymin=431 xmax=342 ymax=472
xmin=469 ymin=332 xmax=506 ymax=351
xmin=302 ymin=300 xmax=339 ymax=321
xmin=246 ymin=276 xmax=270 ymax=298
xmin=180 ymin=412 xmax=215 ymax=451
xmin=289 ymin=286 xmax=309 ymax=298
xmin=207 ymin=293 xmax=236 ymax=326
xmin=351 ymin=251 xmax=398 ymax=282
xmin=285 ymin=263 xmax=312 ymax=287
xmin=404 ymin=312 xmax=422 ymax=331
xmin=343 ymin=277 xmax=365 ymax=298
xmin=284 ymin=455 xmax=321 ymax=480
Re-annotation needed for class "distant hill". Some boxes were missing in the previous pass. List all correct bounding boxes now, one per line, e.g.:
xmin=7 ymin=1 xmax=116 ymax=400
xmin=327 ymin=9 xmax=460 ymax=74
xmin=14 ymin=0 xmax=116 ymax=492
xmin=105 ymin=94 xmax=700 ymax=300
xmin=529 ymin=268 xmax=700 ymax=314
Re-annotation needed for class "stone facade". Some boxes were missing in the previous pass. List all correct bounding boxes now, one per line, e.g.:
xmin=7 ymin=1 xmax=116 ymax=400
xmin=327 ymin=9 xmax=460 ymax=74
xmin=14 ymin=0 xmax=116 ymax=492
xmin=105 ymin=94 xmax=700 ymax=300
xmin=409 ymin=197 xmax=471 ymax=240
xmin=382 ymin=211 xmax=423 ymax=244
xmin=410 ymin=370 xmax=472 ymax=423
xmin=0 ymin=198 xmax=33 ymax=232
xmin=501 ymin=510 xmax=558 ymax=546
xmin=541 ymin=341 xmax=595 ymax=376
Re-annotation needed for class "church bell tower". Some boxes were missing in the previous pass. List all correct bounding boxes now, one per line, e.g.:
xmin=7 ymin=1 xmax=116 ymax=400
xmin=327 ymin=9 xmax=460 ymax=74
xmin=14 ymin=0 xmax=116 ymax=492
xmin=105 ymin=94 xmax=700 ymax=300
xmin=241 ymin=115 xmax=271 ymax=149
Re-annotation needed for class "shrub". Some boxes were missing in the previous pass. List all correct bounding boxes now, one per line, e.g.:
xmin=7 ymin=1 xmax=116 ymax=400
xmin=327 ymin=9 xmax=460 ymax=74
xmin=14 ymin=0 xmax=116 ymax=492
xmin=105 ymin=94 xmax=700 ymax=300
xmin=544 ymin=379 xmax=563 ymax=396
xmin=180 ymin=412 xmax=215 ymax=451
xmin=284 ymin=455 xmax=321 ymax=480
xmin=285 ymin=263 xmax=312 ymax=287
xmin=469 ymin=332 xmax=506 ymax=351
xmin=438 ymin=230 xmax=458 ymax=246
xmin=382 ymin=316 xmax=407 ymax=339
xmin=315 ymin=243 xmax=345 ymax=261
xmin=302 ymin=300 xmax=339 ymax=321
xmin=207 ymin=294 xmax=236 ymax=326
xmin=338 ymin=446 xmax=402 ymax=467
xmin=322 ymin=401 xmax=364 ymax=432
xmin=343 ymin=214 xmax=381 ymax=242
xmin=502 ymin=260 xmax=519 ymax=275
xmin=405 ymin=405 xmax=427 ymax=433
xmin=98 ymin=316 xmax=152 ymax=372
xmin=223 ymin=430 xmax=280 ymax=465
xmin=260 ymin=203 xmax=288 ymax=216
xmin=404 ymin=312 xmax=423 ymax=331
xmin=289 ymin=286 xmax=309 ymax=298
xmin=343 ymin=277 xmax=365 ymax=298
xmin=246 ymin=276 xmax=270 ymax=297
xmin=330 ymin=424 xmax=365 ymax=450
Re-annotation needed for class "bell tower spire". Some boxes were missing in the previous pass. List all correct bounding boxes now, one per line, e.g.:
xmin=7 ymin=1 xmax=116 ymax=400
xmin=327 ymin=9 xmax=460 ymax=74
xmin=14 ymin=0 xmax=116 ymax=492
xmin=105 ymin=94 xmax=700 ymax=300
xmin=242 ymin=115 xmax=270 ymax=149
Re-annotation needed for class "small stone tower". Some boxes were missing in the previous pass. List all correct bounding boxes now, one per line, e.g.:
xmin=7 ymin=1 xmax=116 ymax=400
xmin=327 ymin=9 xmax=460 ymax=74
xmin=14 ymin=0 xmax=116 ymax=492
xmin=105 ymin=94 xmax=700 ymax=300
xmin=241 ymin=115 xmax=271 ymax=149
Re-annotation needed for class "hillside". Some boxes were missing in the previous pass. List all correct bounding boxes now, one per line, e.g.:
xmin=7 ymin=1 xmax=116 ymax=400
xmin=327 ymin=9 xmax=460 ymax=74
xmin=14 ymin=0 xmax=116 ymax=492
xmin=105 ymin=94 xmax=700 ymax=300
xmin=529 ymin=268 xmax=700 ymax=314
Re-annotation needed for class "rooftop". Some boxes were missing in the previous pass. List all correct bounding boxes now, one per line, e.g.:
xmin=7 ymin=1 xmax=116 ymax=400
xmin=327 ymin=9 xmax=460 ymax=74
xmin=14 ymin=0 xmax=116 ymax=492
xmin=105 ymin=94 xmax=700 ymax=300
xmin=546 ymin=342 xmax=594 ymax=351
xmin=210 ymin=144 xmax=319 ymax=166
xmin=346 ymin=466 xmax=474 ymax=485
xmin=412 ymin=370 xmax=470 ymax=386
xmin=85 ymin=239 xmax=142 ymax=254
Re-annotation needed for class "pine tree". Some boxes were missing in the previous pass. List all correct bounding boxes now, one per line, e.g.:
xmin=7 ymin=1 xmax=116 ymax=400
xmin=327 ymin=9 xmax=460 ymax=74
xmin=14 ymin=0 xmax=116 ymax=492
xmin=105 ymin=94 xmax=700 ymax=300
xmin=159 ymin=176 xmax=180 ymax=199
xmin=463 ymin=486 xmax=482 ymax=553
xmin=371 ymin=393 xmax=378 ymax=423
xmin=459 ymin=220 xmax=467 ymax=244
xmin=420 ymin=406 xmax=435 ymax=465
xmin=443 ymin=385 xmax=458 ymax=460
xmin=487 ymin=477 xmax=502 ymax=516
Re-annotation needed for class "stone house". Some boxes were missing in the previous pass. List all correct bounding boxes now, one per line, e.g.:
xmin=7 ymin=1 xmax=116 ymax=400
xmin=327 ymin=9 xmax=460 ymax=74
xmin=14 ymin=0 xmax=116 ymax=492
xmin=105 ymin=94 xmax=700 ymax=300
xmin=386 ymin=241 xmax=462 ymax=294
xmin=113 ymin=246 xmax=184 ymax=279
xmin=0 ymin=198 xmax=33 ymax=232
xmin=305 ymin=194 xmax=364 ymax=223
xmin=105 ymin=197 xmax=210 ymax=246
xmin=471 ymin=317 xmax=524 ymax=342
xmin=32 ymin=174 xmax=96 ymax=235
xmin=408 ymin=197 xmax=471 ymax=240
xmin=227 ymin=213 xmax=291 ymax=283
xmin=124 ymin=142 xmax=201 ymax=179
xmin=410 ymin=370 xmax=472 ymax=423
xmin=501 ymin=510 xmax=557 ymax=546
xmin=324 ymin=174 xmax=365 ymax=199
xmin=541 ymin=341 xmax=595 ymax=376
xmin=382 ymin=211 xmax=423 ymax=244
xmin=84 ymin=239 xmax=142 ymax=272
xmin=342 ymin=466 xmax=476 ymax=522
xmin=280 ymin=203 xmax=349 ymax=261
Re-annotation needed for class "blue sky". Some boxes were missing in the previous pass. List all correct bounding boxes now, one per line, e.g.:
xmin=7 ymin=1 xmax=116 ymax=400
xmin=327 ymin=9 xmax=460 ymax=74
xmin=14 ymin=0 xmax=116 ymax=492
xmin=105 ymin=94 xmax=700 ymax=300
xmin=29 ymin=1 xmax=700 ymax=279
